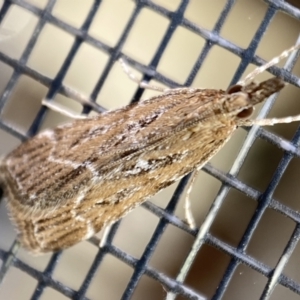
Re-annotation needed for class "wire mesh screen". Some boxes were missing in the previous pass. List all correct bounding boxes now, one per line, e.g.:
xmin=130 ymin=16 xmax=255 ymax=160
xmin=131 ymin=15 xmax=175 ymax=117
xmin=0 ymin=0 xmax=300 ymax=299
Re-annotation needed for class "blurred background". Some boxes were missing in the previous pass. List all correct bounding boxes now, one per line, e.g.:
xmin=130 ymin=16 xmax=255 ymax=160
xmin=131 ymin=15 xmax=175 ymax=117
xmin=0 ymin=0 xmax=300 ymax=299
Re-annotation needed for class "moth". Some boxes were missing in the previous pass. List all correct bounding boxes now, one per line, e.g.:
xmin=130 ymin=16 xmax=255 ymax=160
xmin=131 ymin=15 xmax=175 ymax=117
xmin=0 ymin=45 xmax=300 ymax=254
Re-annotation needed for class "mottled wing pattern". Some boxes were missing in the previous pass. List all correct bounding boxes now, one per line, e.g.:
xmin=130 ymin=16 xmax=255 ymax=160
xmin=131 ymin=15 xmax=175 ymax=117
xmin=0 ymin=77 xmax=285 ymax=253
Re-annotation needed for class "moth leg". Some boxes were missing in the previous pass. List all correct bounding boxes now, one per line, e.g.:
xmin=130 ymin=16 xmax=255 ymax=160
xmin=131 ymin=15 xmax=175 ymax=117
xmin=99 ymin=224 xmax=113 ymax=248
xmin=42 ymin=99 xmax=88 ymax=120
xmin=119 ymin=58 xmax=168 ymax=92
xmin=238 ymin=44 xmax=300 ymax=86
xmin=184 ymin=170 xmax=199 ymax=230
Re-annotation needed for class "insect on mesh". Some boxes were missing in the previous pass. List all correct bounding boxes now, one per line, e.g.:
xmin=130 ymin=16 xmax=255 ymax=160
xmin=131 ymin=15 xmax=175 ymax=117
xmin=0 ymin=0 xmax=300 ymax=299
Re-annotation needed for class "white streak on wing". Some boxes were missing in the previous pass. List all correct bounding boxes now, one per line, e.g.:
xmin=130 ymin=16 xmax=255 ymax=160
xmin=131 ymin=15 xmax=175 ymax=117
xmin=124 ymin=158 xmax=152 ymax=175
xmin=136 ymin=158 xmax=150 ymax=169
xmin=48 ymin=155 xmax=81 ymax=169
xmin=38 ymin=130 xmax=55 ymax=139
xmin=84 ymin=222 xmax=95 ymax=239
xmin=75 ymin=215 xmax=85 ymax=222
xmin=75 ymin=191 xmax=86 ymax=205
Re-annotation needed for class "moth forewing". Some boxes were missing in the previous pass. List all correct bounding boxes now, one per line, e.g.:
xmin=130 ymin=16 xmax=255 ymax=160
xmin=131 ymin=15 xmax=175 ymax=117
xmin=0 ymin=76 xmax=288 ymax=253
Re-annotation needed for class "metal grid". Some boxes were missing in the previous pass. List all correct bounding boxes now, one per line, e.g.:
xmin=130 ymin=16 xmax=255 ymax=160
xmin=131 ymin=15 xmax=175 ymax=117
xmin=0 ymin=0 xmax=300 ymax=299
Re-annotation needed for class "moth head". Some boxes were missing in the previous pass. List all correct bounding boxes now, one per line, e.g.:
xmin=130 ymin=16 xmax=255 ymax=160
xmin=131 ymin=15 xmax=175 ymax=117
xmin=224 ymin=77 xmax=285 ymax=119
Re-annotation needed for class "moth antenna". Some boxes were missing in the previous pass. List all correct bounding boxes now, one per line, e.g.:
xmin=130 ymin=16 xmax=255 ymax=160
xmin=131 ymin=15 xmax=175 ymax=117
xmin=240 ymin=114 xmax=300 ymax=127
xmin=119 ymin=57 xmax=168 ymax=92
xmin=238 ymin=44 xmax=300 ymax=86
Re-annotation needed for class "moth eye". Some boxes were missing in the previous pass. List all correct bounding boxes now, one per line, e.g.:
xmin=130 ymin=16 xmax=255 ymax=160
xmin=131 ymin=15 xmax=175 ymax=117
xmin=227 ymin=84 xmax=243 ymax=94
xmin=237 ymin=107 xmax=253 ymax=118
xmin=227 ymin=84 xmax=253 ymax=118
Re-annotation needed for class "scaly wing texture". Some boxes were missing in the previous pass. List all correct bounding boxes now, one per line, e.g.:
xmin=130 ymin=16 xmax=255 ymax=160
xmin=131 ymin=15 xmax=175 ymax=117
xmin=1 ymin=88 xmax=238 ymax=252
xmin=0 ymin=77 xmax=286 ymax=253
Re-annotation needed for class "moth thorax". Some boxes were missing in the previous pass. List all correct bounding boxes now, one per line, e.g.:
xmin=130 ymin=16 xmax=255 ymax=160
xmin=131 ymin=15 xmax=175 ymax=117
xmin=223 ymin=92 xmax=252 ymax=115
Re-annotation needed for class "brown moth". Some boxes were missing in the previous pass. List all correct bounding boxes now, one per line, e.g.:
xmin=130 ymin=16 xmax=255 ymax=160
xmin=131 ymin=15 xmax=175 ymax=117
xmin=0 ymin=45 xmax=300 ymax=254
xmin=0 ymin=77 xmax=286 ymax=253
